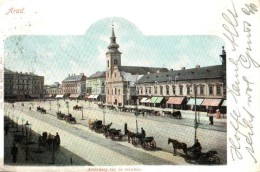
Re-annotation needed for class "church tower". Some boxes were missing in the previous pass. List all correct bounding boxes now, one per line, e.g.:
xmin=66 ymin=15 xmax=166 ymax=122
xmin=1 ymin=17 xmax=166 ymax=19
xmin=106 ymin=25 xmax=121 ymax=80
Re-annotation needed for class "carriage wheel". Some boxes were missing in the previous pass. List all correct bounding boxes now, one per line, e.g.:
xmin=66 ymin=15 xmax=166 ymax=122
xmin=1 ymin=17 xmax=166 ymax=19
xmin=150 ymin=141 xmax=156 ymax=148
xmin=119 ymin=134 xmax=123 ymax=141
xmin=111 ymin=134 xmax=115 ymax=141
xmin=132 ymin=140 xmax=137 ymax=146
xmin=208 ymin=155 xmax=220 ymax=165
xmin=142 ymin=142 xmax=148 ymax=149
xmin=198 ymin=155 xmax=208 ymax=165
xmin=184 ymin=155 xmax=192 ymax=163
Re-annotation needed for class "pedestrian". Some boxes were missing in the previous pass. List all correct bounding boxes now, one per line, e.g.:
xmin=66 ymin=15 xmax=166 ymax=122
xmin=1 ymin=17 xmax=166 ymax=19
xmin=141 ymin=127 xmax=146 ymax=138
xmin=54 ymin=132 xmax=60 ymax=147
xmin=4 ymin=124 xmax=9 ymax=135
xmin=209 ymin=113 xmax=214 ymax=125
xmin=11 ymin=143 xmax=18 ymax=163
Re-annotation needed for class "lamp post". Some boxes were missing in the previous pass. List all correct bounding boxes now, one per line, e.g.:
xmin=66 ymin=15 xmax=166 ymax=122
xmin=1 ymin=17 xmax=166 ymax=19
xmin=49 ymin=101 xmax=52 ymax=110
xmin=66 ymin=101 xmax=69 ymax=114
xmin=21 ymin=118 xmax=24 ymax=136
xmin=102 ymin=109 xmax=106 ymax=125
xmin=25 ymin=121 xmax=30 ymax=161
xmin=135 ymin=104 xmax=139 ymax=133
xmin=194 ymin=84 xmax=198 ymax=143
xmin=16 ymin=116 xmax=19 ymax=132
xmin=81 ymin=103 xmax=84 ymax=120
xmin=57 ymin=100 xmax=60 ymax=113
xmin=11 ymin=114 xmax=14 ymax=128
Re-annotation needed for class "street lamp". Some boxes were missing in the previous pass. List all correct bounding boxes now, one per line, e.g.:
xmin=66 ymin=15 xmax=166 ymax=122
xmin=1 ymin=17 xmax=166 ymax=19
xmin=81 ymin=103 xmax=84 ymax=120
xmin=66 ymin=101 xmax=69 ymax=114
xmin=21 ymin=118 xmax=24 ymax=136
xmin=194 ymin=84 xmax=199 ymax=143
xmin=102 ymin=109 xmax=106 ymax=125
xmin=57 ymin=100 xmax=60 ymax=113
xmin=11 ymin=114 xmax=14 ymax=128
xmin=25 ymin=121 xmax=30 ymax=161
xmin=49 ymin=101 xmax=52 ymax=110
xmin=16 ymin=116 xmax=19 ymax=132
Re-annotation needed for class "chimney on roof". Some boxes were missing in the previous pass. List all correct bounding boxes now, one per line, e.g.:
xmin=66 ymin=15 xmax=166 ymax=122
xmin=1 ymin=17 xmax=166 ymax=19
xmin=157 ymin=70 xmax=160 ymax=73
xmin=147 ymin=72 xmax=150 ymax=74
xmin=196 ymin=65 xmax=200 ymax=68
xmin=181 ymin=67 xmax=185 ymax=70
xmin=170 ymin=69 xmax=173 ymax=71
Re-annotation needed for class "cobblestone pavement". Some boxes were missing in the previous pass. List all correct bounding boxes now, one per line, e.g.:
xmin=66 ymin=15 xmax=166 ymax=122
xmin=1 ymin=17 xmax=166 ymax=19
xmin=4 ymin=100 xmax=227 ymax=166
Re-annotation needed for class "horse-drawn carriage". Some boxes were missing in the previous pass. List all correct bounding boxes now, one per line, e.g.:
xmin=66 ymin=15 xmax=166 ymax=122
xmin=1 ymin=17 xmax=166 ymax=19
xmin=105 ymin=128 xmax=124 ymax=141
xmin=164 ymin=111 xmax=182 ymax=119
xmin=89 ymin=119 xmax=113 ymax=133
xmin=73 ymin=105 xmax=83 ymax=110
xmin=184 ymin=148 xmax=220 ymax=164
xmin=168 ymin=138 xmax=220 ymax=165
xmin=36 ymin=106 xmax=46 ymax=114
xmin=64 ymin=114 xmax=76 ymax=124
xmin=127 ymin=130 xmax=156 ymax=149
xmin=56 ymin=112 xmax=65 ymax=120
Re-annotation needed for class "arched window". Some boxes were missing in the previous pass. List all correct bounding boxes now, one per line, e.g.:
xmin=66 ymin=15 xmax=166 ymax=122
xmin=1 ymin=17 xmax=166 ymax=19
xmin=114 ymin=59 xmax=117 ymax=64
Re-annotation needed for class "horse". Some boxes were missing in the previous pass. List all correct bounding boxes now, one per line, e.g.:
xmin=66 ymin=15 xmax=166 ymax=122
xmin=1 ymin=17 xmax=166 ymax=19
xmin=168 ymin=138 xmax=187 ymax=156
xmin=126 ymin=130 xmax=136 ymax=143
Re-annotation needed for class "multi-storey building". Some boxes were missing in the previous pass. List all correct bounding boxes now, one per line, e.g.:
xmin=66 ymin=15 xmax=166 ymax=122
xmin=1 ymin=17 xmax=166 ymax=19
xmin=86 ymin=71 xmax=106 ymax=102
xmin=136 ymin=47 xmax=226 ymax=112
xmin=4 ymin=68 xmax=44 ymax=101
xmin=44 ymin=82 xmax=62 ymax=99
xmin=105 ymin=27 xmax=168 ymax=106
xmin=62 ymin=73 xmax=87 ymax=99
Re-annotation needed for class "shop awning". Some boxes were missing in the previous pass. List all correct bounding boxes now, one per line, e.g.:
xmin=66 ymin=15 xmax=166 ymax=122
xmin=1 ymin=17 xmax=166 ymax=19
xmin=55 ymin=95 xmax=64 ymax=98
xmin=221 ymin=100 xmax=227 ymax=106
xmin=150 ymin=97 xmax=158 ymax=103
xmin=201 ymin=99 xmax=222 ymax=106
xmin=83 ymin=95 xmax=89 ymax=99
xmin=93 ymin=95 xmax=99 ymax=99
xmin=88 ymin=95 xmax=94 ymax=99
xmin=154 ymin=97 xmax=164 ymax=104
xmin=144 ymin=98 xmax=151 ymax=103
xmin=166 ymin=97 xmax=185 ymax=105
xmin=187 ymin=98 xmax=204 ymax=105
xmin=69 ymin=94 xmax=80 ymax=98
xmin=30 ymin=95 xmax=39 ymax=98
xmin=140 ymin=98 xmax=147 ymax=103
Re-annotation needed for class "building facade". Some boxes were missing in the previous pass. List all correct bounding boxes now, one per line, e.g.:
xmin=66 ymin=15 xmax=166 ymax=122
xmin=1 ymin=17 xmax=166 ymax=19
xmin=4 ymin=68 xmax=44 ymax=101
xmin=86 ymin=71 xmax=106 ymax=102
xmin=105 ymin=27 xmax=168 ymax=106
xmin=62 ymin=73 xmax=87 ymax=99
xmin=135 ymin=47 xmax=226 ymax=112
xmin=44 ymin=82 xmax=62 ymax=98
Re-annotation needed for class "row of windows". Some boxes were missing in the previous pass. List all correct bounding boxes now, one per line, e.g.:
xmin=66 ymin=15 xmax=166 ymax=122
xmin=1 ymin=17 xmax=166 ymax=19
xmin=138 ymin=85 xmax=222 ymax=96
xmin=107 ymin=88 xmax=121 ymax=95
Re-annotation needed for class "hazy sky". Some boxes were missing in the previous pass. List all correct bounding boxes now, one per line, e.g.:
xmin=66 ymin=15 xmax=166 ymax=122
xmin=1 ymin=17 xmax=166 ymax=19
xmin=4 ymin=17 xmax=224 ymax=85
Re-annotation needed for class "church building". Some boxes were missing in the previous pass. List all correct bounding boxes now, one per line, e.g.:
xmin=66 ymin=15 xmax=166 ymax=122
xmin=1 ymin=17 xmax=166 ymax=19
xmin=105 ymin=26 xmax=168 ymax=106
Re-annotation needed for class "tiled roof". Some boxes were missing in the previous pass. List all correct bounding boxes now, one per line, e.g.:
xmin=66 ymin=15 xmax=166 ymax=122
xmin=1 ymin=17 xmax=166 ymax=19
xmin=119 ymin=66 xmax=169 ymax=75
xmin=136 ymin=65 xmax=223 ymax=83
xmin=88 ymin=71 xmax=106 ymax=79
xmin=4 ymin=68 xmax=38 ymax=76
xmin=63 ymin=74 xmax=86 ymax=82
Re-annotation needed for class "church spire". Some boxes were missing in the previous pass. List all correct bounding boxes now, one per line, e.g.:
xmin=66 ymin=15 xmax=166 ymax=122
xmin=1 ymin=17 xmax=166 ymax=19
xmin=107 ymin=25 xmax=120 ymax=52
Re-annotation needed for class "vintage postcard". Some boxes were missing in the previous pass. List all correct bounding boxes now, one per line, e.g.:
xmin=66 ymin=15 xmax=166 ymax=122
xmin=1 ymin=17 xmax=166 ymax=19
xmin=0 ymin=0 xmax=260 ymax=171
